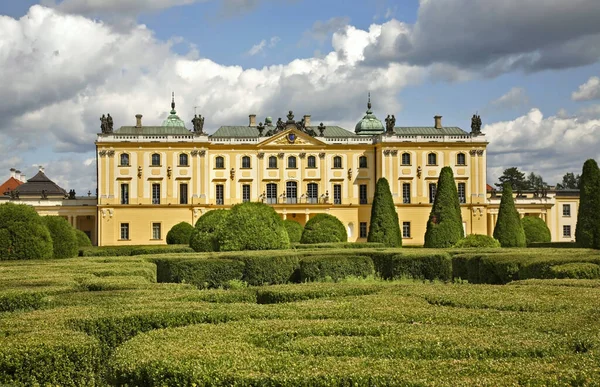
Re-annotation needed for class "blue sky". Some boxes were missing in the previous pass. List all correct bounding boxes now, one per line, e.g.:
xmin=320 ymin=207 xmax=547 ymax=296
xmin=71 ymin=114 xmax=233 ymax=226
xmin=1 ymin=0 xmax=600 ymax=193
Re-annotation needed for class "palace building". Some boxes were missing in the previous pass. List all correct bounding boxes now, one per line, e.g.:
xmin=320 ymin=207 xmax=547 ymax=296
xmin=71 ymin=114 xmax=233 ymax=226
xmin=0 ymin=95 xmax=580 ymax=246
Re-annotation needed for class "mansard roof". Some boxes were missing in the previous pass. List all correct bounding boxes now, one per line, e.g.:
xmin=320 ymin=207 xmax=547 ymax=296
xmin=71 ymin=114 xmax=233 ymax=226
xmin=393 ymin=126 xmax=469 ymax=136
xmin=16 ymin=171 xmax=67 ymax=197
xmin=210 ymin=125 xmax=357 ymax=138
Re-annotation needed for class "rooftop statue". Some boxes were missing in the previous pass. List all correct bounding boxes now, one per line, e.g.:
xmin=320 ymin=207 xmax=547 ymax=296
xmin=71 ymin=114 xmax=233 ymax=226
xmin=100 ymin=114 xmax=114 ymax=134
xmin=471 ymin=114 xmax=482 ymax=135
xmin=192 ymin=114 xmax=205 ymax=134
xmin=384 ymin=114 xmax=396 ymax=134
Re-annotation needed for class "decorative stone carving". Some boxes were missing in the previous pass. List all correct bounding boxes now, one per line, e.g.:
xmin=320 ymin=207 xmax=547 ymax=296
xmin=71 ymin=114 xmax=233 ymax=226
xmin=469 ymin=150 xmax=477 ymax=156
xmin=167 ymin=166 xmax=172 ymax=179
xmin=137 ymin=166 xmax=142 ymax=178
xmin=299 ymin=153 xmax=306 ymax=159
xmin=384 ymin=114 xmax=396 ymax=135
xmin=319 ymin=152 xmax=326 ymax=159
xmin=99 ymin=150 xmax=107 ymax=157
xmin=230 ymin=168 xmax=235 ymax=180
xmin=199 ymin=150 xmax=206 ymax=157
xmin=277 ymin=153 xmax=285 ymax=159
xmin=192 ymin=114 xmax=205 ymax=134
xmin=383 ymin=150 xmax=391 ymax=156
xmin=100 ymin=114 xmax=114 ymax=134
xmin=318 ymin=123 xmax=326 ymax=137
xmin=257 ymin=152 xmax=265 ymax=159
xmin=476 ymin=150 xmax=484 ymax=156
xmin=390 ymin=150 xmax=398 ymax=156
xmin=471 ymin=114 xmax=482 ymax=135
xmin=107 ymin=150 xmax=115 ymax=157
xmin=190 ymin=150 xmax=199 ymax=156
xmin=257 ymin=122 xmax=265 ymax=136
xmin=347 ymin=168 xmax=353 ymax=180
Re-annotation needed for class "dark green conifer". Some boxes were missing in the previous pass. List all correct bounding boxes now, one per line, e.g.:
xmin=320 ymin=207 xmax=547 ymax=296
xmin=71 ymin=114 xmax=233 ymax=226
xmin=367 ymin=178 xmax=401 ymax=247
xmin=575 ymin=159 xmax=600 ymax=248
xmin=424 ymin=167 xmax=464 ymax=247
xmin=493 ymin=183 xmax=526 ymax=247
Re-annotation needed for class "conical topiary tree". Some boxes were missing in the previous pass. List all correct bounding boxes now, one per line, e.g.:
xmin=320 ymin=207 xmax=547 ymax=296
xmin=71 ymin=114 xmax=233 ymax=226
xmin=576 ymin=159 xmax=600 ymax=248
xmin=367 ymin=178 xmax=401 ymax=247
xmin=424 ymin=167 xmax=464 ymax=247
xmin=493 ymin=183 xmax=526 ymax=247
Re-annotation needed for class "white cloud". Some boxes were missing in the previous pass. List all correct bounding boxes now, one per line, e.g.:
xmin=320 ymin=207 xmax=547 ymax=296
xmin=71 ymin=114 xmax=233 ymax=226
xmin=572 ymin=76 xmax=600 ymax=101
xmin=302 ymin=17 xmax=351 ymax=44
xmin=485 ymin=108 xmax=600 ymax=186
xmin=492 ymin=87 xmax=529 ymax=109
xmin=246 ymin=36 xmax=280 ymax=56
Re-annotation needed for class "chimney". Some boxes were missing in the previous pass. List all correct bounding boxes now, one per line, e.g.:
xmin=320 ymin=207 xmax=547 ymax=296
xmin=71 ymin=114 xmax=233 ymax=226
xmin=15 ymin=170 xmax=21 ymax=182
xmin=249 ymin=114 xmax=257 ymax=127
xmin=304 ymin=115 xmax=311 ymax=127
xmin=10 ymin=168 xmax=16 ymax=179
xmin=135 ymin=114 xmax=143 ymax=128
xmin=20 ymin=173 xmax=25 ymax=182
xmin=434 ymin=115 xmax=443 ymax=129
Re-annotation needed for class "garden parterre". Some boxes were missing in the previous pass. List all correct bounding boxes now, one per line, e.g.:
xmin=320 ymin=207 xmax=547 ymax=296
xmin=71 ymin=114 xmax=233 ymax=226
xmin=0 ymin=250 xmax=599 ymax=386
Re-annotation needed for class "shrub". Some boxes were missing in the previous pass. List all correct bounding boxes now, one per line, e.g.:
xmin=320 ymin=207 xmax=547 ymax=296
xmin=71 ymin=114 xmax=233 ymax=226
xmin=453 ymin=234 xmax=500 ymax=248
xmin=80 ymin=245 xmax=192 ymax=257
xmin=189 ymin=210 xmax=230 ymax=252
xmin=368 ymin=178 xmax=401 ymax=247
xmin=166 ymin=222 xmax=194 ymax=245
xmin=155 ymin=258 xmax=245 ymax=289
xmin=549 ymin=263 xmax=600 ymax=279
xmin=293 ymin=242 xmax=386 ymax=249
xmin=43 ymin=216 xmax=79 ymax=259
xmin=373 ymin=252 xmax=452 ymax=281
xmin=283 ymin=220 xmax=304 ymax=244
xmin=424 ymin=167 xmax=464 ymax=247
xmin=576 ymin=159 xmax=600 ymax=248
xmin=0 ymin=203 xmax=54 ymax=260
xmin=493 ymin=184 xmax=526 ymax=247
xmin=301 ymin=214 xmax=347 ymax=244
xmin=522 ymin=216 xmax=551 ymax=245
xmin=235 ymin=255 xmax=299 ymax=286
xmin=218 ymin=202 xmax=290 ymax=251
xmin=298 ymin=255 xmax=374 ymax=282
xmin=74 ymin=229 xmax=92 ymax=247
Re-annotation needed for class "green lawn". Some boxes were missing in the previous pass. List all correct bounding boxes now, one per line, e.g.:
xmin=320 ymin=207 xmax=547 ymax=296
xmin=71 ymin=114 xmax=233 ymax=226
xmin=0 ymin=253 xmax=599 ymax=386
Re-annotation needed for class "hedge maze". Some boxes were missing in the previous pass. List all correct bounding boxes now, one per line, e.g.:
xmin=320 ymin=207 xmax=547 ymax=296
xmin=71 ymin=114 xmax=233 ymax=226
xmin=1 ymin=247 xmax=600 ymax=385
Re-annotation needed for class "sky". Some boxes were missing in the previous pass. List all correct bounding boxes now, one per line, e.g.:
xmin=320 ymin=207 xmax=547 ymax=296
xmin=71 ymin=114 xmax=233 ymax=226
xmin=1 ymin=0 xmax=600 ymax=194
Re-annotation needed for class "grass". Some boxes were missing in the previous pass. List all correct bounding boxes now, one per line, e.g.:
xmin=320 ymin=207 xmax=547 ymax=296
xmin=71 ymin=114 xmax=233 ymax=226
xmin=0 ymin=249 xmax=598 ymax=385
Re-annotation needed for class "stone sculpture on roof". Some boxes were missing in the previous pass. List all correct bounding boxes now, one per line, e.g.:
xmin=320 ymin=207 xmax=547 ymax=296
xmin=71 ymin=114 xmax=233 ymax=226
xmin=192 ymin=114 xmax=205 ymax=134
xmin=384 ymin=114 xmax=396 ymax=135
xmin=100 ymin=114 xmax=113 ymax=134
xmin=471 ymin=114 xmax=482 ymax=135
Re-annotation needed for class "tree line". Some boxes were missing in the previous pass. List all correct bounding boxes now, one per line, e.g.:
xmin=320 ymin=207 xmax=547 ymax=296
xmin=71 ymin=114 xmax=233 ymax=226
xmin=495 ymin=167 xmax=581 ymax=191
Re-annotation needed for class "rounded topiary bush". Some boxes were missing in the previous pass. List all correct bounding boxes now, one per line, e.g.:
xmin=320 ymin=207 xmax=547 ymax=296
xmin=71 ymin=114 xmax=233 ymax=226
xmin=300 ymin=214 xmax=347 ymax=244
xmin=218 ymin=202 xmax=290 ymax=251
xmin=43 ymin=216 xmax=79 ymax=259
xmin=522 ymin=216 xmax=551 ymax=245
xmin=74 ymin=229 xmax=92 ymax=247
xmin=453 ymin=234 xmax=501 ymax=248
xmin=190 ymin=210 xmax=231 ymax=252
xmin=0 ymin=203 xmax=54 ymax=260
xmin=166 ymin=222 xmax=195 ymax=245
xmin=283 ymin=220 xmax=303 ymax=244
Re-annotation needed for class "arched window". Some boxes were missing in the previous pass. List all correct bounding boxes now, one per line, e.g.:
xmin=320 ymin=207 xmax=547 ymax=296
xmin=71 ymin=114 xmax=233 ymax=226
xmin=456 ymin=153 xmax=466 ymax=166
xmin=359 ymin=156 xmax=367 ymax=168
xmin=427 ymin=153 xmax=437 ymax=166
xmin=307 ymin=183 xmax=318 ymax=204
xmin=120 ymin=153 xmax=129 ymax=166
xmin=333 ymin=156 xmax=342 ymax=169
xmin=179 ymin=153 xmax=188 ymax=166
xmin=288 ymin=156 xmax=297 ymax=169
xmin=268 ymin=156 xmax=277 ymax=168
xmin=151 ymin=153 xmax=161 ymax=166
xmin=401 ymin=152 xmax=411 ymax=166
xmin=307 ymin=155 xmax=316 ymax=168
xmin=241 ymin=156 xmax=251 ymax=169
xmin=286 ymin=181 xmax=298 ymax=203
xmin=215 ymin=156 xmax=224 ymax=169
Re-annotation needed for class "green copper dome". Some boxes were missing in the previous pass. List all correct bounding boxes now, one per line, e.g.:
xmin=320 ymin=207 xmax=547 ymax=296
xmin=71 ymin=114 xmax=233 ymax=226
xmin=161 ymin=93 xmax=186 ymax=128
xmin=355 ymin=95 xmax=384 ymax=135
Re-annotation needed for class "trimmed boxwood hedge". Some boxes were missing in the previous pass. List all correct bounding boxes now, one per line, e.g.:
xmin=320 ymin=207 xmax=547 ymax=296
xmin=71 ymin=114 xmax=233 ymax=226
xmin=80 ymin=245 xmax=193 ymax=257
xmin=283 ymin=220 xmax=304 ymax=244
xmin=43 ymin=216 xmax=79 ymax=259
xmin=234 ymin=255 xmax=299 ymax=286
xmin=301 ymin=214 xmax=347 ymax=244
xmin=298 ymin=255 xmax=374 ymax=282
xmin=155 ymin=258 xmax=245 ymax=289
xmin=373 ymin=252 xmax=452 ymax=281
xmin=549 ymin=263 xmax=600 ymax=279
xmin=453 ymin=234 xmax=500 ymax=248
xmin=75 ymin=229 xmax=92 ymax=247
xmin=166 ymin=222 xmax=195 ymax=245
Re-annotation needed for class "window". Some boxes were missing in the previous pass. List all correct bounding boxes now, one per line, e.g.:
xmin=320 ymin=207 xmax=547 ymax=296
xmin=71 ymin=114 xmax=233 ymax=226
xmin=307 ymin=183 xmax=318 ymax=204
xmin=359 ymin=184 xmax=368 ymax=204
xmin=333 ymin=184 xmax=342 ymax=205
xmin=427 ymin=153 xmax=437 ymax=166
xmin=286 ymin=181 xmax=297 ymax=204
xmin=456 ymin=153 xmax=466 ymax=166
xmin=241 ymin=156 xmax=251 ymax=169
xmin=307 ymin=155 xmax=316 ymax=168
xmin=120 ymin=183 xmax=129 ymax=205
xmin=359 ymin=156 xmax=367 ymax=168
xmin=179 ymin=153 xmax=189 ymax=166
xmin=401 ymin=153 xmax=411 ymax=166
xmin=179 ymin=183 xmax=188 ymax=205
xmin=120 ymin=223 xmax=129 ymax=240
xmin=288 ymin=156 xmax=297 ymax=169
xmin=402 ymin=183 xmax=411 ymax=204
xmin=266 ymin=183 xmax=277 ymax=204
xmin=152 ymin=183 xmax=160 ymax=205
xmin=402 ymin=222 xmax=411 ymax=238
xmin=458 ymin=182 xmax=466 ymax=204
xmin=152 ymin=223 xmax=161 ymax=240
xmin=242 ymin=184 xmax=250 ymax=202
xmin=268 ymin=156 xmax=277 ymax=168
xmin=360 ymin=222 xmax=367 ymax=238
xmin=215 ymin=156 xmax=224 ymax=169
xmin=151 ymin=153 xmax=161 ymax=166
xmin=563 ymin=204 xmax=571 ymax=217
xmin=216 ymin=184 xmax=224 ymax=205
xmin=120 ymin=153 xmax=129 ymax=166
xmin=563 ymin=225 xmax=571 ymax=238
xmin=333 ymin=156 xmax=342 ymax=169
xmin=429 ymin=183 xmax=437 ymax=204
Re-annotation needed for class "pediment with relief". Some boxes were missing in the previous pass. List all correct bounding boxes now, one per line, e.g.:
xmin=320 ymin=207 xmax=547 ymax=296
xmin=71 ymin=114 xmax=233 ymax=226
xmin=258 ymin=128 xmax=326 ymax=147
